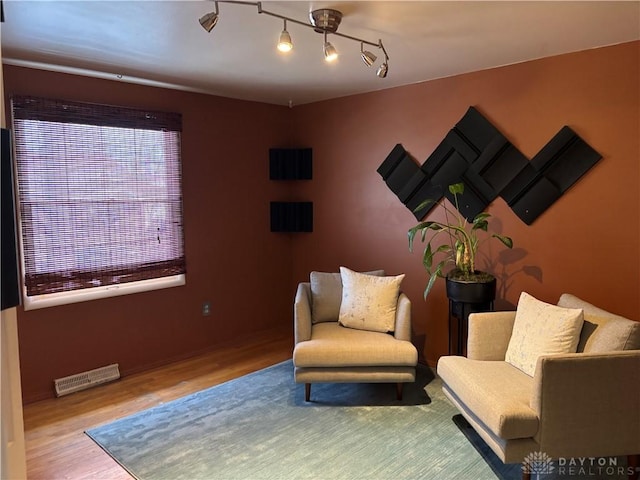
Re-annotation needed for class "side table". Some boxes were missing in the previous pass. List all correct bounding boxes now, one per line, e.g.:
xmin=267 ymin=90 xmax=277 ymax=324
xmin=448 ymin=298 xmax=494 ymax=356
xmin=446 ymin=276 xmax=497 ymax=356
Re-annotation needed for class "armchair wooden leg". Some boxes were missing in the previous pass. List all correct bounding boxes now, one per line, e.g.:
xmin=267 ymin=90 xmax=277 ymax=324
xmin=305 ymin=383 xmax=311 ymax=402
xmin=396 ymin=382 xmax=403 ymax=401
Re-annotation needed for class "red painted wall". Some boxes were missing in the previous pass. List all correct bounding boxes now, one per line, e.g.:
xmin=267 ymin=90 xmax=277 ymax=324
xmin=4 ymin=41 xmax=639 ymax=401
xmin=288 ymin=41 xmax=640 ymax=365
xmin=3 ymin=66 xmax=296 ymax=403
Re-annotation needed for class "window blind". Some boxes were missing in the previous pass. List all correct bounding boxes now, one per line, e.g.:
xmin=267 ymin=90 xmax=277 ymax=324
xmin=11 ymin=96 xmax=185 ymax=302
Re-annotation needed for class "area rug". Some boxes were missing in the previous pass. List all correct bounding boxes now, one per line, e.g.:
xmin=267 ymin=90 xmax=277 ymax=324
xmin=85 ymin=360 xmax=521 ymax=480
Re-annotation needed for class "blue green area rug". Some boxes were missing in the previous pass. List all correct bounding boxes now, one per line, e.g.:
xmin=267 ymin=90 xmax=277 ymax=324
xmin=84 ymin=360 xmax=524 ymax=480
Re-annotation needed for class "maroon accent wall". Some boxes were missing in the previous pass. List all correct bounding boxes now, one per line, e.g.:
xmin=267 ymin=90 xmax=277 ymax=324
xmin=4 ymin=40 xmax=639 ymax=401
xmin=287 ymin=41 xmax=640 ymax=365
xmin=3 ymin=66 xmax=296 ymax=403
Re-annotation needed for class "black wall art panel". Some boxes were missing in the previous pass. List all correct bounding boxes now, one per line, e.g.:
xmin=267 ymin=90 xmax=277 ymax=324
xmin=269 ymin=148 xmax=313 ymax=233
xmin=377 ymin=107 xmax=602 ymax=225
xmin=500 ymin=126 xmax=602 ymax=224
xmin=468 ymin=133 xmax=530 ymax=197
xmin=269 ymin=148 xmax=312 ymax=180
xmin=270 ymin=202 xmax=313 ymax=232
xmin=377 ymin=143 xmax=421 ymax=198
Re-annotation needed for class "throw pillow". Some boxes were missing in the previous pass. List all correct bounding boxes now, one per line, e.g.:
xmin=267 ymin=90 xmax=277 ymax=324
xmin=338 ymin=266 xmax=405 ymax=333
xmin=505 ymin=292 xmax=584 ymax=376
xmin=557 ymin=293 xmax=640 ymax=352
xmin=310 ymin=270 xmax=384 ymax=323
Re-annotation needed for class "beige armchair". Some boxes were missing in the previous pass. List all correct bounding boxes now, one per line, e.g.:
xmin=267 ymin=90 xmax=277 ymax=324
xmin=437 ymin=293 xmax=640 ymax=477
xmin=293 ymin=270 xmax=418 ymax=402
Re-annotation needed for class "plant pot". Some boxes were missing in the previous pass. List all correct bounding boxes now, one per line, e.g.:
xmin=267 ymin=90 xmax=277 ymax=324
xmin=446 ymin=272 xmax=496 ymax=304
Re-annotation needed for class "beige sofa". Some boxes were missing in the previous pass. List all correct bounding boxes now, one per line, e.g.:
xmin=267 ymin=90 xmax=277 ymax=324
xmin=437 ymin=293 xmax=640 ymax=467
xmin=293 ymin=270 xmax=418 ymax=401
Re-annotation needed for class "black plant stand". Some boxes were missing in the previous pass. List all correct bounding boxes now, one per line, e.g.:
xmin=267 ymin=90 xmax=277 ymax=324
xmin=446 ymin=276 xmax=496 ymax=356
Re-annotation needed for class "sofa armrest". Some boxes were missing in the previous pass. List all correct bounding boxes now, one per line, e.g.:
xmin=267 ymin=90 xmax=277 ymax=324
xmin=394 ymin=292 xmax=412 ymax=342
xmin=531 ymin=350 xmax=640 ymax=457
xmin=467 ymin=311 xmax=516 ymax=360
xmin=294 ymin=282 xmax=313 ymax=345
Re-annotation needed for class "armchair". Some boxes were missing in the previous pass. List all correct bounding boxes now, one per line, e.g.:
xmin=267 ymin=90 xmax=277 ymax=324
xmin=293 ymin=269 xmax=418 ymax=402
xmin=437 ymin=293 xmax=640 ymax=477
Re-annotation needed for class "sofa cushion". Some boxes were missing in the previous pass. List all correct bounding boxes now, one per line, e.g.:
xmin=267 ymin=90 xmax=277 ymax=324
xmin=293 ymin=322 xmax=417 ymax=367
xmin=310 ymin=270 xmax=384 ymax=324
xmin=505 ymin=292 xmax=584 ymax=376
xmin=338 ymin=267 xmax=404 ymax=333
xmin=437 ymin=356 xmax=539 ymax=440
xmin=557 ymin=293 xmax=640 ymax=352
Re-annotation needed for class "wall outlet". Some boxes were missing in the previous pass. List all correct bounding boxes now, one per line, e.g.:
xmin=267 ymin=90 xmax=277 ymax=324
xmin=202 ymin=301 xmax=211 ymax=316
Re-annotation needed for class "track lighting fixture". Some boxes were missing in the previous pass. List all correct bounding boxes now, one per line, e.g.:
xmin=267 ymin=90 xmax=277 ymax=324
xmin=198 ymin=1 xmax=390 ymax=78
xmin=277 ymin=19 xmax=293 ymax=52
xmin=198 ymin=2 xmax=219 ymax=33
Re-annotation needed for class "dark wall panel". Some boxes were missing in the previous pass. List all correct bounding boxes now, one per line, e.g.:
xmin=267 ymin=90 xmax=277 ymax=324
xmin=270 ymin=202 xmax=313 ymax=232
xmin=1 ymin=128 xmax=21 ymax=310
xmin=269 ymin=148 xmax=312 ymax=180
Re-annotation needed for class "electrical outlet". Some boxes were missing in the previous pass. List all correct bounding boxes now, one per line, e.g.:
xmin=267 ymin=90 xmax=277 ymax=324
xmin=202 ymin=301 xmax=211 ymax=316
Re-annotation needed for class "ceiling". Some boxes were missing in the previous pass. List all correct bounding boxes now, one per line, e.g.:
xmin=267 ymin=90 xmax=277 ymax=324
xmin=1 ymin=1 xmax=639 ymax=106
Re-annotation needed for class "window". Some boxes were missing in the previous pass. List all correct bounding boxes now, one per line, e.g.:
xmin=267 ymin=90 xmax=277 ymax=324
xmin=11 ymin=96 xmax=185 ymax=310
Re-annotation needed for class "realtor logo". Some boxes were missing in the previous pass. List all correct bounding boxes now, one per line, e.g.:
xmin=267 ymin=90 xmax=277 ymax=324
xmin=522 ymin=451 xmax=555 ymax=479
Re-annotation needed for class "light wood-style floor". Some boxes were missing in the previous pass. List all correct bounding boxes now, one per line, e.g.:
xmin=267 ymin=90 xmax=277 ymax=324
xmin=22 ymin=328 xmax=293 ymax=480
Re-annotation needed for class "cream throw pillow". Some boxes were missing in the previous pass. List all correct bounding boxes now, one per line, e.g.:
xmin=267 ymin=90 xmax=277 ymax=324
xmin=505 ymin=292 xmax=584 ymax=376
xmin=310 ymin=270 xmax=384 ymax=323
xmin=338 ymin=266 xmax=405 ymax=333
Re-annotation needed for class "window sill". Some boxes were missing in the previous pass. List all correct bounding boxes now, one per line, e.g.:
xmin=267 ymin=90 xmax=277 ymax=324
xmin=22 ymin=274 xmax=186 ymax=310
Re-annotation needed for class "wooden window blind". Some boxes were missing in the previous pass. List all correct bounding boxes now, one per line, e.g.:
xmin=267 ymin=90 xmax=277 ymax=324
xmin=11 ymin=96 xmax=185 ymax=303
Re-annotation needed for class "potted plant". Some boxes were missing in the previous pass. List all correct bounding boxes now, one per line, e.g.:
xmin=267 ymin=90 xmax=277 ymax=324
xmin=407 ymin=183 xmax=513 ymax=301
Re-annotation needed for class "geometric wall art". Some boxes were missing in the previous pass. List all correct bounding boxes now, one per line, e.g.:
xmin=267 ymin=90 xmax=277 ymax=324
xmin=269 ymin=148 xmax=313 ymax=233
xmin=377 ymin=107 xmax=602 ymax=225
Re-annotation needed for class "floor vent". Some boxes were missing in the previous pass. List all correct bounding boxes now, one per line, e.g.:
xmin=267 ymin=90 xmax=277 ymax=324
xmin=54 ymin=363 xmax=120 ymax=397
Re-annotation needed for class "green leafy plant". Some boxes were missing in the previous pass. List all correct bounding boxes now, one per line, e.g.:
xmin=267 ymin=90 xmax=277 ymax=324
xmin=408 ymin=183 xmax=513 ymax=299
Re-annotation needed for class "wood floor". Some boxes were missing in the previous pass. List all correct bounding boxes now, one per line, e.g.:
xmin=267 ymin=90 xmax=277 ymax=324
xmin=22 ymin=328 xmax=293 ymax=480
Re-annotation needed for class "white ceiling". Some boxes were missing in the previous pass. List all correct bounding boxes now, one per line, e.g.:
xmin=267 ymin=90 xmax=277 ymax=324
xmin=1 ymin=1 xmax=639 ymax=106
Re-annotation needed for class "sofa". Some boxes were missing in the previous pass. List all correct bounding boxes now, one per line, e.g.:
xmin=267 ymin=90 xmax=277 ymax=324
xmin=437 ymin=293 xmax=640 ymax=468
xmin=293 ymin=268 xmax=418 ymax=401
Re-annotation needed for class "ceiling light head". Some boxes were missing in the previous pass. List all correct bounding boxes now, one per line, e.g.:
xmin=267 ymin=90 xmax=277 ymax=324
xmin=376 ymin=62 xmax=388 ymax=78
xmin=360 ymin=43 xmax=377 ymax=67
xmin=199 ymin=3 xmax=219 ymax=33
xmin=199 ymin=12 xmax=219 ymax=32
xmin=310 ymin=8 xmax=343 ymax=34
xmin=323 ymin=32 xmax=338 ymax=62
xmin=324 ymin=42 xmax=338 ymax=62
xmin=277 ymin=20 xmax=293 ymax=52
